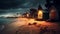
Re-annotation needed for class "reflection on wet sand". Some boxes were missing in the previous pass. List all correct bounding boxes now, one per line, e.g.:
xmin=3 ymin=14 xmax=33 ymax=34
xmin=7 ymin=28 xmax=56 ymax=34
xmin=0 ymin=17 xmax=60 ymax=34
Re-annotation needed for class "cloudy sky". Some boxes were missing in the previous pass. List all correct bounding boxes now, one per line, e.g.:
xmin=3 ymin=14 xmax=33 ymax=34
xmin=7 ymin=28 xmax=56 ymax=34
xmin=0 ymin=0 xmax=46 ymax=17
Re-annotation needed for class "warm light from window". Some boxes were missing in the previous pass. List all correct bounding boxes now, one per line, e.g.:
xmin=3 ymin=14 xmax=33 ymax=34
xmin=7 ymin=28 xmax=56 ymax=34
xmin=38 ymin=10 xmax=43 ymax=19
xmin=27 ymin=14 xmax=29 ymax=17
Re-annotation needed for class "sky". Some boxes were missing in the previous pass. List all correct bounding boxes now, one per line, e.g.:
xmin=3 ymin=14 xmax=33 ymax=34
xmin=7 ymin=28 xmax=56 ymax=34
xmin=0 ymin=0 xmax=46 ymax=17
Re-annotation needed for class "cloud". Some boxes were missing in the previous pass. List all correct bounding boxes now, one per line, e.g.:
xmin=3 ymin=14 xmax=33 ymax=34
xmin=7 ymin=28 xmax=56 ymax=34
xmin=0 ymin=0 xmax=23 ymax=9
xmin=0 ymin=0 xmax=46 ymax=9
xmin=0 ymin=0 xmax=46 ymax=16
xmin=0 ymin=8 xmax=29 ymax=15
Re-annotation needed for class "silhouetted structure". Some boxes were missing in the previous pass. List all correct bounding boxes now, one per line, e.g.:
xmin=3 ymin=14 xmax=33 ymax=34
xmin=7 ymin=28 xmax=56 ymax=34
xmin=29 ymin=5 xmax=49 ymax=20
xmin=29 ymin=8 xmax=37 ymax=18
xmin=29 ymin=5 xmax=44 ymax=19
xmin=49 ymin=6 xmax=59 ymax=21
xmin=37 ymin=5 xmax=43 ymax=20
xmin=22 ymin=12 xmax=29 ymax=17
xmin=45 ymin=0 xmax=59 ymax=21
xmin=38 ymin=5 xmax=43 ymax=10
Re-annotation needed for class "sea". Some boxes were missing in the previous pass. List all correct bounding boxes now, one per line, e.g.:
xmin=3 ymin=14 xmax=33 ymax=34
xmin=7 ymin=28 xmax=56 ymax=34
xmin=0 ymin=17 xmax=16 ymax=25
xmin=0 ymin=17 xmax=16 ymax=31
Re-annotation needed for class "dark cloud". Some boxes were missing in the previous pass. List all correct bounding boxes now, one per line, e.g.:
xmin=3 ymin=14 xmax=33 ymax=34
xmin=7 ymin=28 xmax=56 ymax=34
xmin=0 ymin=0 xmax=46 ymax=15
xmin=0 ymin=0 xmax=46 ymax=9
xmin=0 ymin=0 xmax=22 ymax=9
